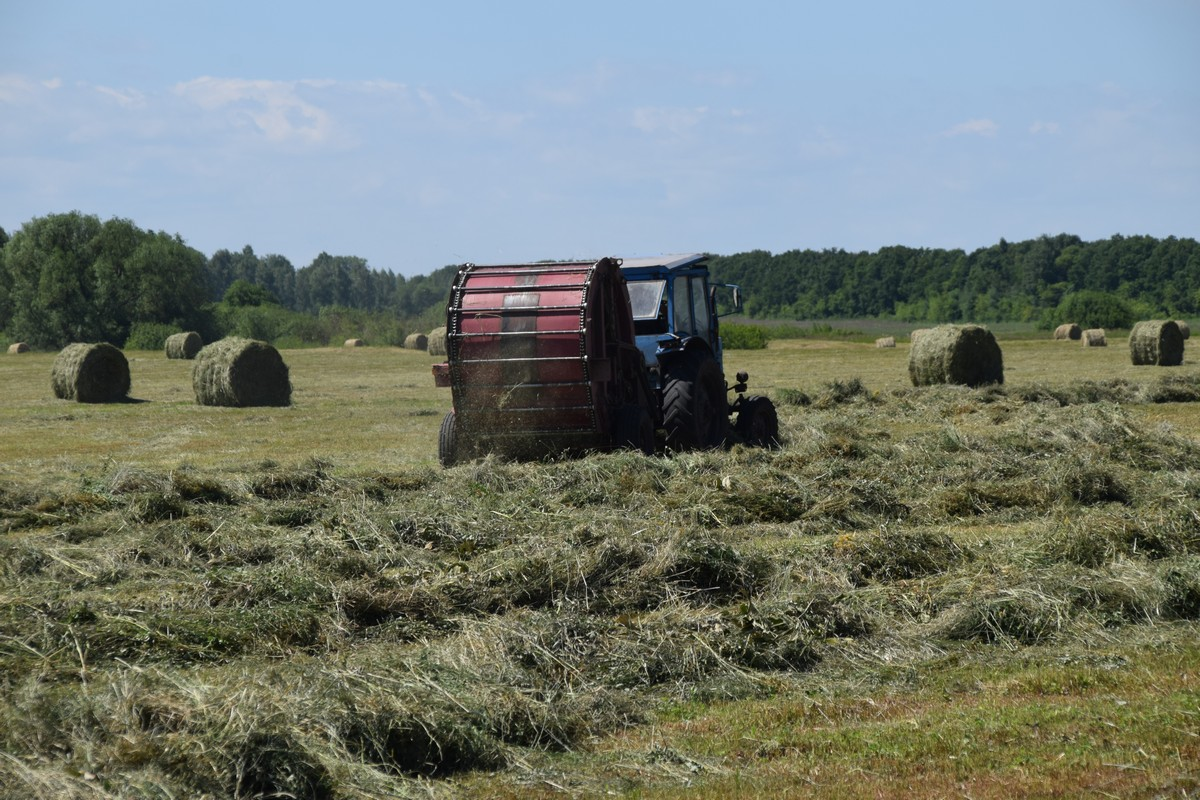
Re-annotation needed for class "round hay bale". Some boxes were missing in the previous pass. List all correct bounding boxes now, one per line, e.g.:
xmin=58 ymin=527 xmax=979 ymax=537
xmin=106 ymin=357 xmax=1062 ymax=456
xmin=344 ymin=338 xmax=365 ymax=348
xmin=7 ymin=342 xmax=30 ymax=354
xmin=875 ymin=336 xmax=896 ymax=348
xmin=1175 ymin=320 xmax=1190 ymax=340
xmin=907 ymin=324 xmax=1004 ymax=387
xmin=427 ymin=326 xmax=448 ymax=356
xmin=164 ymin=331 xmax=203 ymax=360
xmin=1053 ymin=323 xmax=1082 ymax=341
xmin=1129 ymin=320 xmax=1184 ymax=366
xmin=404 ymin=332 xmax=428 ymax=352
xmin=909 ymin=328 xmax=930 ymax=344
xmin=1081 ymin=328 xmax=1107 ymax=347
xmin=51 ymin=343 xmax=130 ymax=403
xmin=192 ymin=338 xmax=291 ymax=407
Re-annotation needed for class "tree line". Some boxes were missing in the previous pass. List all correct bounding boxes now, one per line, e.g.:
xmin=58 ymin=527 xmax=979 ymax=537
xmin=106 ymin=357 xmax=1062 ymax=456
xmin=2 ymin=211 xmax=1198 ymax=350
xmin=708 ymin=233 xmax=1200 ymax=329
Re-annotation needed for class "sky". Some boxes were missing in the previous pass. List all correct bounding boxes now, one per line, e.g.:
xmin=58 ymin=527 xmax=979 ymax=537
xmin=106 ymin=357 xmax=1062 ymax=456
xmin=2 ymin=1 xmax=1198 ymax=277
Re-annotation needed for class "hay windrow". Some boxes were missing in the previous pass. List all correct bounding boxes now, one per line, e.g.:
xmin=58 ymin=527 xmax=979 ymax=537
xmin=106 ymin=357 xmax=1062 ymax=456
xmin=1129 ymin=320 xmax=1184 ymax=366
xmin=907 ymin=324 xmax=1004 ymax=387
xmin=50 ymin=342 xmax=131 ymax=403
xmin=192 ymin=337 xmax=291 ymax=407
xmin=164 ymin=331 xmax=203 ymax=359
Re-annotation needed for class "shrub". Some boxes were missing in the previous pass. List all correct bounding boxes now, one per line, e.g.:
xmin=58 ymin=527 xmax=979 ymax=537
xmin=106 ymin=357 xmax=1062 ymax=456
xmin=722 ymin=323 xmax=769 ymax=350
xmin=126 ymin=321 xmax=181 ymax=351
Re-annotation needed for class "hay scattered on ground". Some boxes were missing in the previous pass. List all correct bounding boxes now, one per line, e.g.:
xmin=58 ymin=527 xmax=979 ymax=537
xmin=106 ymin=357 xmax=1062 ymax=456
xmin=1129 ymin=320 xmax=1184 ymax=366
xmin=875 ymin=336 xmax=896 ymax=348
xmin=7 ymin=342 xmax=29 ymax=354
xmin=1081 ymin=328 xmax=1107 ymax=347
xmin=50 ymin=342 xmax=130 ymax=403
xmin=427 ymin=327 xmax=448 ymax=356
xmin=192 ymin=338 xmax=291 ymax=407
xmin=344 ymin=338 xmax=365 ymax=348
xmin=165 ymin=331 xmax=203 ymax=360
xmin=907 ymin=324 xmax=1004 ymax=387
xmin=404 ymin=333 xmax=428 ymax=352
xmin=1053 ymin=323 xmax=1082 ymax=340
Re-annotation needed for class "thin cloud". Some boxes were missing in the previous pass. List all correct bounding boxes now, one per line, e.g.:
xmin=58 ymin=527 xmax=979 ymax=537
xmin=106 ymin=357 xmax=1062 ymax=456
xmin=1029 ymin=120 xmax=1060 ymax=135
xmin=943 ymin=118 xmax=998 ymax=137
xmin=631 ymin=106 xmax=708 ymax=136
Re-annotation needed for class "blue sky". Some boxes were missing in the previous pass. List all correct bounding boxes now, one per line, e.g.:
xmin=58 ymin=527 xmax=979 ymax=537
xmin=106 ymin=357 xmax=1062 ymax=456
xmin=2 ymin=1 xmax=1197 ymax=276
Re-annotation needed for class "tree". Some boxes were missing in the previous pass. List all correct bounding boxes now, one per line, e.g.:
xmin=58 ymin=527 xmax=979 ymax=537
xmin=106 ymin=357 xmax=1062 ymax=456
xmin=223 ymin=278 xmax=278 ymax=307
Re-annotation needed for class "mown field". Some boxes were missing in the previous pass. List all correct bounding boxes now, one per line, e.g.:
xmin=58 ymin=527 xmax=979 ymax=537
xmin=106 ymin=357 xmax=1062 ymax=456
xmin=2 ymin=337 xmax=1199 ymax=799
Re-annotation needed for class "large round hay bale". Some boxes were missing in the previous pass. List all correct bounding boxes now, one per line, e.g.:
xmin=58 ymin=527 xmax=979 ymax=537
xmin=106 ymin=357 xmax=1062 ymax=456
xmin=1081 ymin=329 xmax=1107 ymax=347
xmin=907 ymin=324 xmax=1004 ymax=387
xmin=1175 ymin=320 xmax=1191 ymax=340
xmin=427 ymin=326 xmax=448 ymax=356
xmin=7 ymin=342 xmax=29 ymax=354
xmin=875 ymin=336 xmax=896 ymax=348
xmin=51 ymin=343 xmax=130 ymax=403
xmin=164 ymin=331 xmax=203 ymax=360
xmin=192 ymin=338 xmax=291 ymax=407
xmin=1053 ymin=323 xmax=1082 ymax=341
xmin=404 ymin=332 xmax=428 ymax=352
xmin=1129 ymin=320 xmax=1184 ymax=366
xmin=909 ymin=328 xmax=930 ymax=344
xmin=344 ymin=338 xmax=365 ymax=348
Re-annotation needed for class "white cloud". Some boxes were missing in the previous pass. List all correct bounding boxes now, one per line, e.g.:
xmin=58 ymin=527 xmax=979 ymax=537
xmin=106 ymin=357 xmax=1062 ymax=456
xmin=943 ymin=118 xmax=998 ymax=137
xmin=95 ymin=85 xmax=146 ymax=109
xmin=1029 ymin=120 xmax=1060 ymax=135
xmin=172 ymin=76 xmax=333 ymax=145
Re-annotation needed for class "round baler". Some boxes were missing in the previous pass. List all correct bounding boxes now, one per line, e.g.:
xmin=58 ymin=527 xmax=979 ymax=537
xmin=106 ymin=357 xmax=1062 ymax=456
xmin=432 ymin=257 xmax=657 ymax=466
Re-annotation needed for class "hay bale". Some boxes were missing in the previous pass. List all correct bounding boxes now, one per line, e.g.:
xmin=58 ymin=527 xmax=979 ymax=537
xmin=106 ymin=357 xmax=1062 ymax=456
xmin=1175 ymin=320 xmax=1191 ymax=340
xmin=875 ymin=336 xmax=896 ymax=348
xmin=1053 ymin=323 xmax=1082 ymax=341
xmin=192 ymin=338 xmax=291 ymax=407
xmin=51 ymin=343 xmax=130 ymax=403
xmin=344 ymin=338 xmax=365 ymax=348
xmin=907 ymin=324 xmax=1004 ymax=387
xmin=427 ymin=327 xmax=448 ymax=356
xmin=404 ymin=332 xmax=428 ymax=352
xmin=1081 ymin=329 xmax=1107 ymax=347
xmin=1129 ymin=320 xmax=1184 ymax=366
xmin=7 ymin=342 xmax=29 ymax=354
xmin=164 ymin=331 xmax=203 ymax=360
xmin=909 ymin=328 xmax=930 ymax=344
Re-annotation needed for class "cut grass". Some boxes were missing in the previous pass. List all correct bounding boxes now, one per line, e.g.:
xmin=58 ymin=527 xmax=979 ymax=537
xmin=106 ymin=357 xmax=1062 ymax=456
xmin=1 ymin=338 xmax=1200 ymax=797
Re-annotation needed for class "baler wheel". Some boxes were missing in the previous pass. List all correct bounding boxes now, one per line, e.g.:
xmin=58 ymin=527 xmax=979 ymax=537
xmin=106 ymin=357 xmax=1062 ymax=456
xmin=616 ymin=405 xmax=656 ymax=455
xmin=662 ymin=356 xmax=728 ymax=450
xmin=438 ymin=410 xmax=461 ymax=467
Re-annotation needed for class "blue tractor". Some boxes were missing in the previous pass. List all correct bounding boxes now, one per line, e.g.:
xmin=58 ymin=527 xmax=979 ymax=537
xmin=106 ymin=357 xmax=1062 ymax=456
xmin=619 ymin=253 xmax=778 ymax=452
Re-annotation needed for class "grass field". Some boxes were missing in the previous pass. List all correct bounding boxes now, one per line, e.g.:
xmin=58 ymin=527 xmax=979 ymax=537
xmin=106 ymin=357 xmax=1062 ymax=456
xmin=2 ymin=335 xmax=1199 ymax=798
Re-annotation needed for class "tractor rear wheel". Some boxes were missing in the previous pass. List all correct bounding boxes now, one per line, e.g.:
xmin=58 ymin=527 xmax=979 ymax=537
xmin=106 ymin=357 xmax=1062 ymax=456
xmin=735 ymin=395 xmax=779 ymax=448
xmin=662 ymin=355 xmax=728 ymax=450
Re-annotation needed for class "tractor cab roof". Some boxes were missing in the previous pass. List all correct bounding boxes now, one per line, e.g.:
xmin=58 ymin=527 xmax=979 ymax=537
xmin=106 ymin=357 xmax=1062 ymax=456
xmin=618 ymin=254 xmax=707 ymax=273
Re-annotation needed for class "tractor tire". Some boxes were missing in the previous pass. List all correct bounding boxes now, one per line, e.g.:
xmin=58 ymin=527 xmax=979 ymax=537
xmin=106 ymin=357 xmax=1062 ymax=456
xmin=438 ymin=410 xmax=460 ymax=467
xmin=662 ymin=355 xmax=728 ymax=450
xmin=735 ymin=395 xmax=779 ymax=448
xmin=615 ymin=405 xmax=656 ymax=455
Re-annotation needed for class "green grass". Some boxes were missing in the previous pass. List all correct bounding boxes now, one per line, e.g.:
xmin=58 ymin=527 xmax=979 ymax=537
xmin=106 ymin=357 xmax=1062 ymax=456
xmin=2 ymin=338 xmax=1200 ymax=798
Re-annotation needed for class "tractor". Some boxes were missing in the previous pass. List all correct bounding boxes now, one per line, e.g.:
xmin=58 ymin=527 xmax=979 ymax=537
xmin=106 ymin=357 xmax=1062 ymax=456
xmin=431 ymin=254 xmax=777 ymax=466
